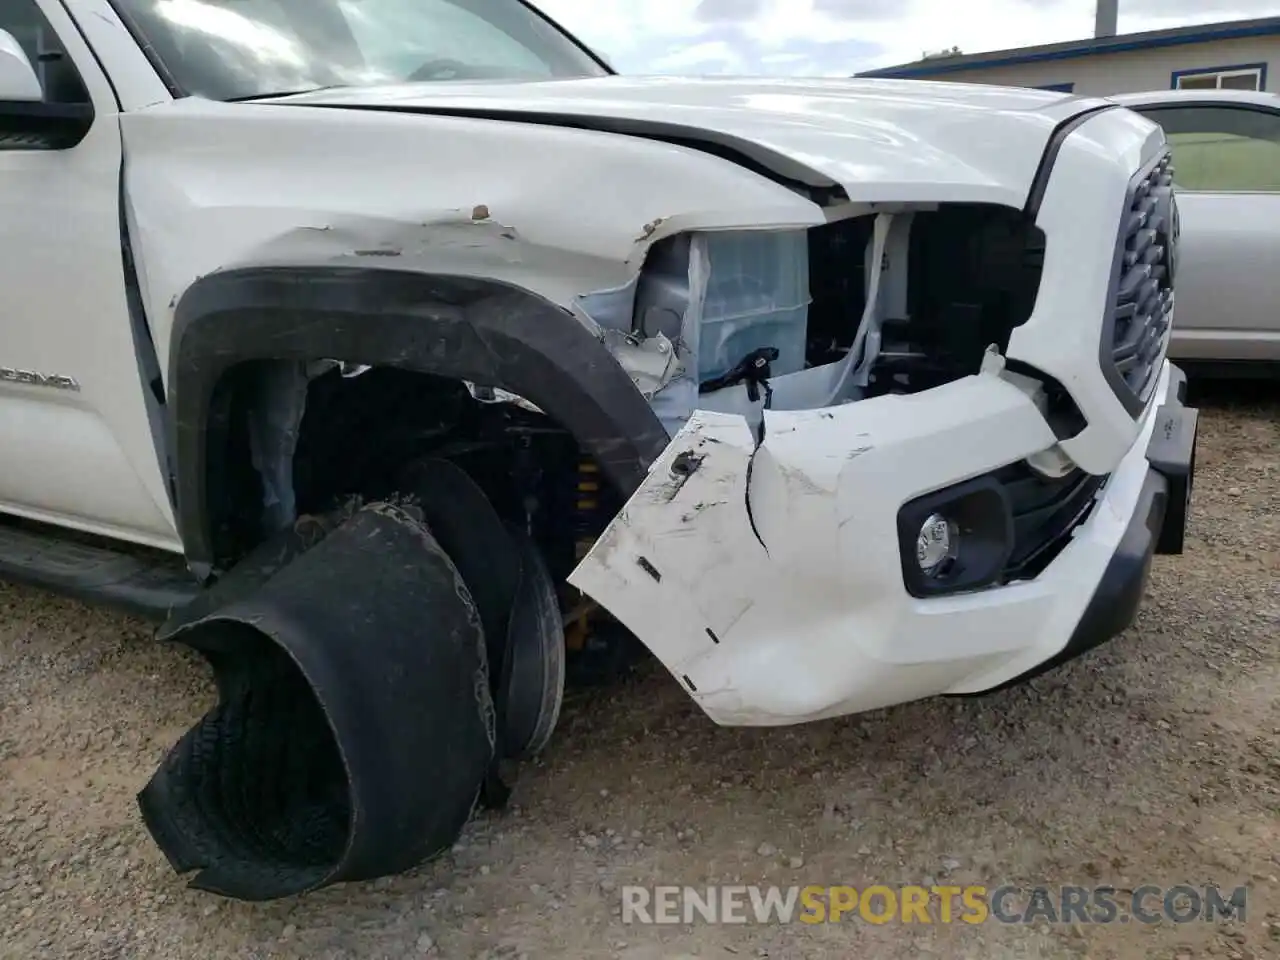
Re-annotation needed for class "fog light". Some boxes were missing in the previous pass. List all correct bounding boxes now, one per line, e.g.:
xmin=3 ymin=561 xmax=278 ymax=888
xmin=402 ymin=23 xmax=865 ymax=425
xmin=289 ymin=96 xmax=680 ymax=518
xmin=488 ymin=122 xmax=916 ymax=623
xmin=896 ymin=474 xmax=1015 ymax=598
xmin=916 ymin=513 xmax=958 ymax=576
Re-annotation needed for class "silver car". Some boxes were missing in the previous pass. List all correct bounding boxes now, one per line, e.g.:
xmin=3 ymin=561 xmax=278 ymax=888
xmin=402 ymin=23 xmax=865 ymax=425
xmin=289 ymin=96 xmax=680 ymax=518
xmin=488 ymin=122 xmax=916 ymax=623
xmin=1112 ymin=89 xmax=1280 ymax=370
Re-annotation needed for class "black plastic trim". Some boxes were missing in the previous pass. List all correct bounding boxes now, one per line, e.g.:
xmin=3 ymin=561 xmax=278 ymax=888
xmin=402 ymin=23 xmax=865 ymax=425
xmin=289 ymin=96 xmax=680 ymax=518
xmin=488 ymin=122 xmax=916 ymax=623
xmin=118 ymin=164 xmax=176 ymax=509
xmin=0 ymin=520 xmax=196 ymax=621
xmin=1023 ymin=104 xmax=1120 ymax=217
xmin=0 ymin=101 xmax=93 ymax=150
xmin=168 ymin=267 xmax=669 ymax=579
xmin=1099 ymin=147 xmax=1176 ymax=417
xmin=1168 ymin=361 xmax=1189 ymax=405
xmin=896 ymin=474 xmax=1015 ymax=598
xmin=999 ymin=466 xmax=1106 ymax=581
xmin=960 ymin=369 xmax=1197 ymax=694
xmin=970 ymin=467 xmax=1169 ymax=695
xmin=1147 ymin=398 xmax=1197 ymax=556
xmin=0 ymin=100 xmax=91 ymax=120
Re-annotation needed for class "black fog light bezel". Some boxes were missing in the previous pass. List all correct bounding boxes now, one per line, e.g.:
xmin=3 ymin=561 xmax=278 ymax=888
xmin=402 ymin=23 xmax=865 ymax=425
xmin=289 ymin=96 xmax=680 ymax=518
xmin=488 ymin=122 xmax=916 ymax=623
xmin=896 ymin=475 xmax=1015 ymax=598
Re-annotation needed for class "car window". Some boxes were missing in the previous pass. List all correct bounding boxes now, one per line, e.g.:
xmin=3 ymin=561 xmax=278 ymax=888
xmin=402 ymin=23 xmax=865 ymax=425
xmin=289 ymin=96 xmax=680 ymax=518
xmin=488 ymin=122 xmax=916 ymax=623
xmin=109 ymin=0 xmax=607 ymax=101
xmin=1137 ymin=104 xmax=1280 ymax=193
xmin=341 ymin=0 xmax=548 ymax=77
xmin=0 ymin=0 xmax=90 ymax=104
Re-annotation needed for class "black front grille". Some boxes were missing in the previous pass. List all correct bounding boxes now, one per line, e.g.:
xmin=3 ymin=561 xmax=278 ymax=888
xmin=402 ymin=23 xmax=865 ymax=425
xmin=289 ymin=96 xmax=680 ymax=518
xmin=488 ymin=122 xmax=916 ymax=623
xmin=1102 ymin=149 xmax=1178 ymax=414
xmin=996 ymin=463 xmax=1106 ymax=582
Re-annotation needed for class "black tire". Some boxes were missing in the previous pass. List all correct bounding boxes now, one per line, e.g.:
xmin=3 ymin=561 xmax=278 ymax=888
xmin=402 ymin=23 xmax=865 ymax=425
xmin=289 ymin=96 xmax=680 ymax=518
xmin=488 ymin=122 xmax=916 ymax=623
xmin=394 ymin=458 xmax=565 ymax=760
xmin=140 ymin=502 xmax=494 ymax=900
xmin=392 ymin=458 xmax=522 ymax=688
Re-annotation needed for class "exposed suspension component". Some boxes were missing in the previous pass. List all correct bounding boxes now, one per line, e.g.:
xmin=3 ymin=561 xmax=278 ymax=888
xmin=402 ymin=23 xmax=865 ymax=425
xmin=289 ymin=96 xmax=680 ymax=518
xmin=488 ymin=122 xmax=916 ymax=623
xmin=565 ymin=456 xmax=603 ymax=652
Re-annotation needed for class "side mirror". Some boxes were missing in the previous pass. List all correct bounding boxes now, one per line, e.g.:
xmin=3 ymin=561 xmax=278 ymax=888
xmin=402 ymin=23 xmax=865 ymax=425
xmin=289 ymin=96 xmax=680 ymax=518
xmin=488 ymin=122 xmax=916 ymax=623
xmin=0 ymin=28 xmax=43 ymax=102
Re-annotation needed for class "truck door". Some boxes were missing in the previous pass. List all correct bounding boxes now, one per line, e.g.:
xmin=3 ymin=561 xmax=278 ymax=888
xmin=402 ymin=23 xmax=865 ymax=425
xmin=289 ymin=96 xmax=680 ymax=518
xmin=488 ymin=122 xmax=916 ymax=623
xmin=0 ymin=0 xmax=178 ymax=549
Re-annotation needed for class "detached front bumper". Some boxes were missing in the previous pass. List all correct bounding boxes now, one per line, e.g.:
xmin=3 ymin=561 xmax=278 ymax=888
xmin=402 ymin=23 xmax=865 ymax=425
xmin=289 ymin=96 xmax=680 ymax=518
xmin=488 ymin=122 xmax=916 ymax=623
xmin=569 ymin=360 xmax=1197 ymax=727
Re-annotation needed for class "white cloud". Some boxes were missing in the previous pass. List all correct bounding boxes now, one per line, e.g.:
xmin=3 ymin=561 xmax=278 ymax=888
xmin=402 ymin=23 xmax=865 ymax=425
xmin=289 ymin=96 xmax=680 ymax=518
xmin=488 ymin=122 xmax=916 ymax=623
xmin=533 ymin=0 xmax=1280 ymax=75
xmin=648 ymin=40 xmax=741 ymax=73
xmin=535 ymin=0 xmax=701 ymax=67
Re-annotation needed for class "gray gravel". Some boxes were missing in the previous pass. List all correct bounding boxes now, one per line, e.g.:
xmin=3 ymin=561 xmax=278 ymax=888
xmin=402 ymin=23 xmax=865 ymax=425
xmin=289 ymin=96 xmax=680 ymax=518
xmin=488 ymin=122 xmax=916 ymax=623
xmin=1 ymin=380 xmax=1277 ymax=960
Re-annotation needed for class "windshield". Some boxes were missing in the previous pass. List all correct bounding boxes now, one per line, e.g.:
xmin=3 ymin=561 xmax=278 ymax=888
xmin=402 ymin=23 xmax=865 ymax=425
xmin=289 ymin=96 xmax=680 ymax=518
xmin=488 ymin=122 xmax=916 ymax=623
xmin=110 ymin=0 xmax=609 ymax=101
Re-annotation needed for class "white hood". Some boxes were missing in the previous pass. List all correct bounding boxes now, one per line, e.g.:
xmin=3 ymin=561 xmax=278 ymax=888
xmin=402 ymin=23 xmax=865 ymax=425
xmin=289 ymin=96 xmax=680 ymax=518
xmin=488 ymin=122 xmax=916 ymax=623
xmin=273 ymin=75 xmax=1112 ymax=206
xmin=120 ymin=75 xmax=1137 ymax=387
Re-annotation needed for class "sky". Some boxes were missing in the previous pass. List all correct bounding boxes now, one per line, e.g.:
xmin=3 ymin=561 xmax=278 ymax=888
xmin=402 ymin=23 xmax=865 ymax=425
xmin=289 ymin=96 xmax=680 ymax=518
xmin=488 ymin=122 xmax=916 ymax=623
xmin=533 ymin=0 xmax=1280 ymax=76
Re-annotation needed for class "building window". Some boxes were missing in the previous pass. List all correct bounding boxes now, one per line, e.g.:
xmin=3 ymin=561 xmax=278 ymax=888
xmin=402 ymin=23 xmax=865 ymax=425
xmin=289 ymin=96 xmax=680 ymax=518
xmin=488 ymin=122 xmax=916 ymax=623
xmin=1035 ymin=82 xmax=1074 ymax=92
xmin=1134 ymin=104 xmax=1280 ymax=193
xmin=1171 ymin=64 xmax=1265 ymax=92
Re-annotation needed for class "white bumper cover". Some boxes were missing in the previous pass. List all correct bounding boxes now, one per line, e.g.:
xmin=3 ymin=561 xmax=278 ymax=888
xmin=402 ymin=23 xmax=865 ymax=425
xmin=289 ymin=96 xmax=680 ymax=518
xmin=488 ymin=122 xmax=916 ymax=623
xmin=568 ymin=109 xmax=1182 ymax=726
xmin=569 ymin=360 xmax=1179 ymax=726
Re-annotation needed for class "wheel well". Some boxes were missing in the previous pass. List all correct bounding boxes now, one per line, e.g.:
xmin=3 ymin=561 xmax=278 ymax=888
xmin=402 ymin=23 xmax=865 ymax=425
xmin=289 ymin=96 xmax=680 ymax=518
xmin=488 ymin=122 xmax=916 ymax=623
xmin=205 ymin=360 xmax=624 ymax=592
xmin=168 ymin=266 xmax=669 ymax=579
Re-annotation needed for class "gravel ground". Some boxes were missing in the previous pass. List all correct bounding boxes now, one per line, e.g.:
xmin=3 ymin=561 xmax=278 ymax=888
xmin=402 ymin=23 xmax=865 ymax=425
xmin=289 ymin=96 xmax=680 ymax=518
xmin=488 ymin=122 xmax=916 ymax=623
xmin=1 ymin=379 xmax=1277 ymax=960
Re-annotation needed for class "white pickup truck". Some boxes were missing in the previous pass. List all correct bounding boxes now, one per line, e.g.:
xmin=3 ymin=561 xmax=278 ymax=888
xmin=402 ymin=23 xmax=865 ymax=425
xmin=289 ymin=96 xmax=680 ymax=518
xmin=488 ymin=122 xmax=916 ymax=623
xmin=1 ymin=0 xmax=1197 ymax=902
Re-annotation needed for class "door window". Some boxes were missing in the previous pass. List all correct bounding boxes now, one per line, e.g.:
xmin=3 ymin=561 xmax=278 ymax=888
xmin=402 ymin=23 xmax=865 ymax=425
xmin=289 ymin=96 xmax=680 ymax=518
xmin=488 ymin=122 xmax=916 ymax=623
xmin=0 ymin=0 xmax=89 ymax=104
xmin=1136 ymin=104 xmax=1280 ymax=193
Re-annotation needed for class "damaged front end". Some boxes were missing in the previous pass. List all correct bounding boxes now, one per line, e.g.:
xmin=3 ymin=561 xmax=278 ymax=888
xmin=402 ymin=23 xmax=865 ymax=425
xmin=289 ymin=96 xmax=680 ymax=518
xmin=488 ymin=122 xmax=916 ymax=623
xmin=568 ymin=199 xmax=1151 ymax=725
xmin=583 ymin=203 xmax=1064 ymax=439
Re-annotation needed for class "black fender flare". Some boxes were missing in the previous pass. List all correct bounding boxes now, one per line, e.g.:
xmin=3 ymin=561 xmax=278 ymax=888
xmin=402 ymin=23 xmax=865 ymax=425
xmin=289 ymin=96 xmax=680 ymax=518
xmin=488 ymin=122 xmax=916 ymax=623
xmin=168 ymin=267 xmax=669 ymax=577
